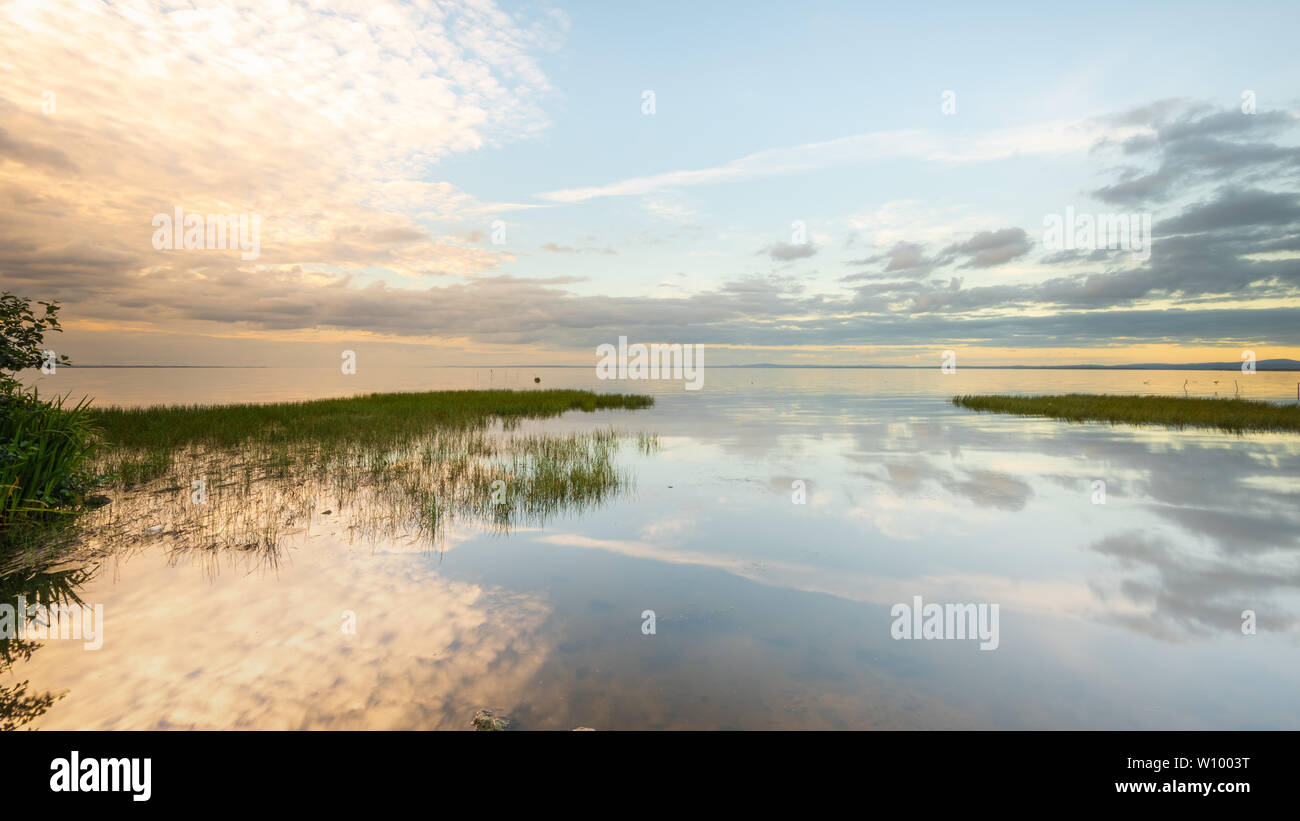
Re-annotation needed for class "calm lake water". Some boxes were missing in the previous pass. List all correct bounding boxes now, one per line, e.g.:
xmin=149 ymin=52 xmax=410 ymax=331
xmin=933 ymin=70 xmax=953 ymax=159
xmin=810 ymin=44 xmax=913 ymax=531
xmin=5 ymin=367 xmax=1300 ymax=729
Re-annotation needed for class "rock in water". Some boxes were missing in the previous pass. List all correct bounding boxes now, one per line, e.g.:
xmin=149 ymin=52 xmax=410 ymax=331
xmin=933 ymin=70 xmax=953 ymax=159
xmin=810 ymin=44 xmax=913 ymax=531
xmin=472 ymin=709 xmax=510 ymax=731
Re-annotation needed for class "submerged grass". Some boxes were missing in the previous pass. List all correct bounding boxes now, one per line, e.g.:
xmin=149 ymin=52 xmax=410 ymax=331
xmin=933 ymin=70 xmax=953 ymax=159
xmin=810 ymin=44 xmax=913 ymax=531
xmin=75 ymin=389 xmax=658 ymax=559
xmin=91 ymin=389 xmax=654 ymax=487
xmin=953 ymin=393 xmax=1300 ymax=434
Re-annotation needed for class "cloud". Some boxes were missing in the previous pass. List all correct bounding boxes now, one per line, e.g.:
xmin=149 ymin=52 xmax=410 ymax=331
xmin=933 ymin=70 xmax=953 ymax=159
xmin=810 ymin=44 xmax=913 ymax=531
xmin=540 ymin=242 xmax=616 ymax=255
xmin=1090 ymin=104 xmax=1300 ymax=205
xmin=942 ymin=228 xmax=1032 ymax=268
xmin=844 ymin=241 xmax=943 ymax=279
xmin=838 ymin=107 xmax=1300 ymax=316
xmin=1160 ymin=187 xmax=1300 ymax=235
xmin=0 ymin=0 xmax=560 ymax=292
xmin=536 ymin=118 xmax=1146 ymax=204
xmin=36 ymin=262 xmax=1300 ymax=353
xmin=841 ymin=226 xmax=1031 ymax=288
xmin=0 ymin=124 xmax=78 ymax=172
xmin=1039 ymin=248 xmax=1116 ymax=265
xmin=5 ymin=26 xmax=1300 ymax=372
xmin=763 ymin=242 xmax=817 ymax=262
xmin=641 ymin=196 xmax=698 ymax=221
xmin=1092 ymin=168 xmax=1182 ymax=205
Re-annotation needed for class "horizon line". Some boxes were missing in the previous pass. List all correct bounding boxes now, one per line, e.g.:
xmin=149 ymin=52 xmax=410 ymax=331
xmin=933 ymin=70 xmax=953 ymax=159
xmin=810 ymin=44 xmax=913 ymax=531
xmin=46 ymin=360 xmax=1300 ymax=371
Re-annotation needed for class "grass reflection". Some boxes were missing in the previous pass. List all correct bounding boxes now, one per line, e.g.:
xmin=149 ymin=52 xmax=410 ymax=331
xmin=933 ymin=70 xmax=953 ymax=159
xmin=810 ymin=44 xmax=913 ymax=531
xmin=80 ymin=389 xmax=658 ymax=568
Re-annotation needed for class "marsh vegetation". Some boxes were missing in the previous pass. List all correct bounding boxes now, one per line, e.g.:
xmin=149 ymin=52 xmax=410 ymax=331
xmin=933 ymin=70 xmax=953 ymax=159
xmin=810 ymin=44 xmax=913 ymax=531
xmin=0 ymin=386 xmax=657 ymax=730
xmin=70 ymin=389 xmax=658 ymax=563
xmin=953 ymin=393 xmax=1300 ymax=434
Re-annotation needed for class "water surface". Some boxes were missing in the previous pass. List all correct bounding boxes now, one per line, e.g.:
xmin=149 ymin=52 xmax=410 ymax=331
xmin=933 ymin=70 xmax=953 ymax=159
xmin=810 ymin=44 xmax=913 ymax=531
xmin=5 ymin=367 xmax=1299 ymax=729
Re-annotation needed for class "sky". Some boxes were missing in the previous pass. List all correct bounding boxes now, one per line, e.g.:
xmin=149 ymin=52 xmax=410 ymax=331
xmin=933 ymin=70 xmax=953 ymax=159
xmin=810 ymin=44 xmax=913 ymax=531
xmin=1 ymin=0 xmax=1299 ymax=367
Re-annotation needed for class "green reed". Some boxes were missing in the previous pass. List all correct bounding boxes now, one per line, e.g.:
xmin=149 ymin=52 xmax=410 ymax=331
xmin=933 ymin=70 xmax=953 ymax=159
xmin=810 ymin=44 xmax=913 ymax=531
xmin=953 ymin=393 xmax=1300 ymax=434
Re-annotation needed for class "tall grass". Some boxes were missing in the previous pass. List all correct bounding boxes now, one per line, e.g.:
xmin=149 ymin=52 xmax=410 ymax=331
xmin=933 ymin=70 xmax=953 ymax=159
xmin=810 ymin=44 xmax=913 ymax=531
xmin=93 ymin=389 xmax=654 ymax=450
xmin=92 ymin=389 xmax=654 ymax=483
xmin=0 ymin=391 xmax=99 ymax=524
xmin=72 ymin=389 xmax=658 ymax=558
xmin=953 ymin=393 xmax=1300 ymax=434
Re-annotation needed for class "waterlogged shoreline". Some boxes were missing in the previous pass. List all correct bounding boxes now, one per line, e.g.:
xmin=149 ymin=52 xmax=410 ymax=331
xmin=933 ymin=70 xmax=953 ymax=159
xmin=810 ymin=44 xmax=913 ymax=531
xmin=82 ymin=388 xmax=660 ymax=545
xmin=1 ymin=389 xmax=661 ymax=730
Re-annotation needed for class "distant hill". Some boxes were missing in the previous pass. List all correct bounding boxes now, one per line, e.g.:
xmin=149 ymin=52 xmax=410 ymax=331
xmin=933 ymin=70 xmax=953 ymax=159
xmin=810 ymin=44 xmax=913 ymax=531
xmin=1071 ymin=359 xmax=1300 ymax=371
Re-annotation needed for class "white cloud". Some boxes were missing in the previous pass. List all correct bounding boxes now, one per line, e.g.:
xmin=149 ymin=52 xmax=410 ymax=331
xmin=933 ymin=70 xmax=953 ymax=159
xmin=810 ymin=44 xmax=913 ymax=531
xmin=844 ymin=200 xmax=1010 ymax=249
xmin=0 ymin=0 xmax=561 ymax=280
xmin=641 ymin=195 xmax=699 ymax=221
xmin=536 ymin=118 xmax=1151 ymax=204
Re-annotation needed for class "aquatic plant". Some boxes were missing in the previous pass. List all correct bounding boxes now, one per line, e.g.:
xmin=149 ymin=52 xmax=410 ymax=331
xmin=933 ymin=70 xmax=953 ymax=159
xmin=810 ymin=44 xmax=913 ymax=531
xmin=952 ymin=393 xmax=1300 ymax=434
xmin=76 ymin=389 xmax=658 ymax=565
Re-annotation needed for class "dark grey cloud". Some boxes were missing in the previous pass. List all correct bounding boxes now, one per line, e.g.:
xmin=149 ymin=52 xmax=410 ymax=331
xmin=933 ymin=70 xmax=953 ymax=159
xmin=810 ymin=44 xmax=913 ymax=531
xmin=1091 ymin=106 xmax=1300 ymax=205
xmin=942 ymin=228 xmax=1032 ymax=268
xmin=845 ymin=241 xmax=942 ymax=279
xmin=843 ymin=105 xmax=1300 ymax=316
xmin=844 ymin=227 xmax=1031 ymax=284
xmin=1039 ymin=248 xmax=1116 ymax=265
xmin=1159 ymin=187 xmax=1300 ymax=234
xmin=1097 ymin=98 xmax=1198 ymax=129
xmin=1156 ymin=109 xmax=1296 ymax=143
xmin=1091 ymin=168 xmax=1180 ymax=204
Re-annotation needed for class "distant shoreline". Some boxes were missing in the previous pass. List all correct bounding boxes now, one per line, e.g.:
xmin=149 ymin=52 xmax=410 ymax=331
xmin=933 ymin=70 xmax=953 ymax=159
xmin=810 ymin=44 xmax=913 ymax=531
xmin=47 ymin=362 xmax=1300 ymax=372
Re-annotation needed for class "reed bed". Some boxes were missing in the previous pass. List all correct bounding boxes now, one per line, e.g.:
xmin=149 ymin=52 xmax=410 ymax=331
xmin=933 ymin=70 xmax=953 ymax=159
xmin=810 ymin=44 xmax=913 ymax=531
xmin=952 ymin=393 xmax=1300 ymax=434
xmin=62 ymin=389 xmax=659 ymax=563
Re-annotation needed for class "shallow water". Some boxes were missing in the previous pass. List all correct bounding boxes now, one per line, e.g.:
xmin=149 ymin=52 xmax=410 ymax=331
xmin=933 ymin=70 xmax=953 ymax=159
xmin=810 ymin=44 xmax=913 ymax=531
xmin=4 ymin=367 xmax=1299 ymax=729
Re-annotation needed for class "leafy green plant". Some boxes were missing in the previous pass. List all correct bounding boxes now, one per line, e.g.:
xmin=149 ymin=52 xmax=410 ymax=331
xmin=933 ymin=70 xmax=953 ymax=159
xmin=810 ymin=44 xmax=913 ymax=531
xmin=0 ymin=292 xmax=69 ymax=396
xmin=0 ymin=294 xmax=99 ymax=531
xmin=0 ymin=391 xmax=100 ymax=522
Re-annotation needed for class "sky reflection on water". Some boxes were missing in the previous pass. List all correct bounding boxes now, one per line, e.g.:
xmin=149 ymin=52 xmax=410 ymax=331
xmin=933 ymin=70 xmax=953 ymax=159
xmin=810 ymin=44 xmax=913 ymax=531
xmin=5 ymin=367 xmax=1299 ymax=729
